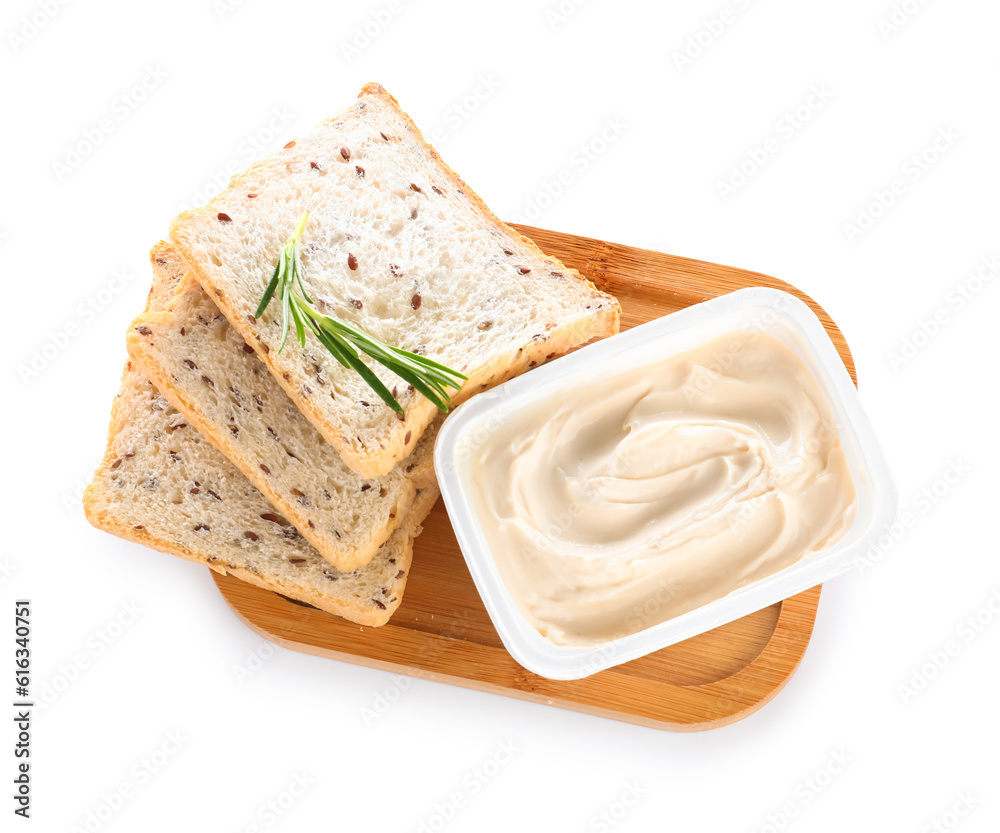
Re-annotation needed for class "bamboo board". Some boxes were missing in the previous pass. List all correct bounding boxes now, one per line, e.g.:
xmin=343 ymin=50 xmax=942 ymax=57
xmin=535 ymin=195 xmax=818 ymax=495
xmin=213 ymin=224 xmax=857 ymax=731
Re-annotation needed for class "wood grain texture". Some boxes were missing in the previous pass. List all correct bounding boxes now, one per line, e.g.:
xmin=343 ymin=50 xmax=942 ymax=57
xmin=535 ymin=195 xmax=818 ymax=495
xmin=213 ymin=225 xmax=856 ymax=731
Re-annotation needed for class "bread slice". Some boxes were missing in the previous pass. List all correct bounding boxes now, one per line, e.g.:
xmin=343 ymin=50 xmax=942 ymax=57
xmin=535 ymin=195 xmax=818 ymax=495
xmin=169 ymin=82 xmax=620 ymax=477
xmin=84 ymin=245 xmax=438 ymax=626
xmin=127 ymin=264 xmax=433 ymax=572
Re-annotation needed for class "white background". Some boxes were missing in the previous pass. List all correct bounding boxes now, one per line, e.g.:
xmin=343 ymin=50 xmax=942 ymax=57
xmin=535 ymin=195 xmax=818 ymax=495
xmin=3 ymin=0 xmax=998 ymax=830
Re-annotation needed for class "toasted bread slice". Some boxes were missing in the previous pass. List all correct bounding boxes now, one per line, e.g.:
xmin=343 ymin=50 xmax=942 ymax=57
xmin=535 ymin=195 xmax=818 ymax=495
xmin=84 ymin=245 xmax=437 ymax=626
xmin=170 ymin=82 xmax=620 ymax=477
xmin=127 ymin=262 xmax=437 ymax=572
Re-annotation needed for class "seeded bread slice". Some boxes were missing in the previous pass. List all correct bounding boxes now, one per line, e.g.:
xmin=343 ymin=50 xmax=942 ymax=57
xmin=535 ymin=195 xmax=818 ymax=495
xmin=127 ymin=265 xmax=432 ymax=572
xmin=83 ymin=245 xmax=438 ymax=626
xmin=169 ymin=81 xmax=620 ymax=477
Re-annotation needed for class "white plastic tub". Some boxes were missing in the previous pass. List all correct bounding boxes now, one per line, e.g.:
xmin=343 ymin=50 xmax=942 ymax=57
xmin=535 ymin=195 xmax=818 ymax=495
xmin=434 ymin=288 xmax=896 ymax=680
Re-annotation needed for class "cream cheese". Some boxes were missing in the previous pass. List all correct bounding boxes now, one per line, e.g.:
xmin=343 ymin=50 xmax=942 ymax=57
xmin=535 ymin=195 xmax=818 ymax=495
xmin=468 ymin=330 xmax=857 ymax=647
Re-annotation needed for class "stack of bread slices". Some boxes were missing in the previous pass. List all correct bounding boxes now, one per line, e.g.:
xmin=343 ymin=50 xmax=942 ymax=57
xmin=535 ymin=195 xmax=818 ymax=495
xmin=84 ymin=83 xmax=620 ymax=627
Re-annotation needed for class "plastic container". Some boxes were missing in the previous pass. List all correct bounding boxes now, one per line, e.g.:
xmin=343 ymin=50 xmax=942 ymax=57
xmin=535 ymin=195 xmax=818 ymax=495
xmin=434 ymin=288 xmax=896 ymax=680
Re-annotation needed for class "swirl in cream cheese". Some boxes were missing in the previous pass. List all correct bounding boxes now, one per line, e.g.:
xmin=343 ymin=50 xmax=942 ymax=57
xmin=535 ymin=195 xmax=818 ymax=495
xmin=468 ymin=330 xmax=857 ymax=646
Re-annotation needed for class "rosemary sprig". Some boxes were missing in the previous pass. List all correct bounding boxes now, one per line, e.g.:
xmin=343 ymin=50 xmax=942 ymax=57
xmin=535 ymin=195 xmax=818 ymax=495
xmin=255 ymin=211 xmax=467 ymax=414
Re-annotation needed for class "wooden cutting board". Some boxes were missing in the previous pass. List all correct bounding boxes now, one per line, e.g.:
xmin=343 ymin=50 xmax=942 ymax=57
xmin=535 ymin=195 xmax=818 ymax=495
xmin=213 ymin=224 xmax=856 ymax=732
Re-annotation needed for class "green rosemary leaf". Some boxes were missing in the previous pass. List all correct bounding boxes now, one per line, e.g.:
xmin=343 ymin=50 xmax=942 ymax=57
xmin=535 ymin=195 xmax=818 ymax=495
xmin=288 ymin=297 xmax=308 ymax=348
xmin=255 ymin=260 xmax=282 ymax=318
xmin=256 ymin=211 xmax=464 ymax=413
xmin=278 ymin=281 xmax=292 ymax=352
